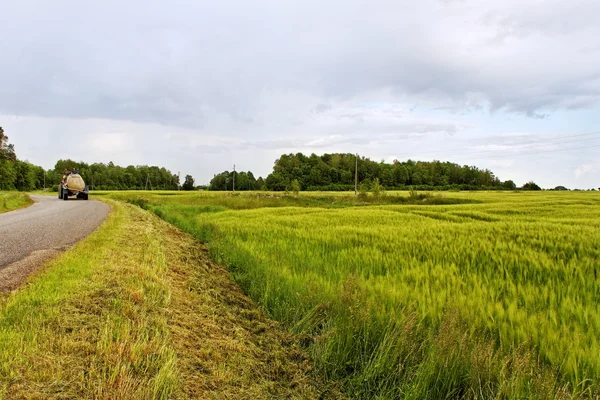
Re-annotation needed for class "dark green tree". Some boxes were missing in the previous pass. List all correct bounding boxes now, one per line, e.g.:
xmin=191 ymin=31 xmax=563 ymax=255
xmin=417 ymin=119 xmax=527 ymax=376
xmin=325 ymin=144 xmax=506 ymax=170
xmin=182 ymin=175 xmax=195 ymax=191
xmin=265 ymin=172 xmax=287 ymax=191
xmin=522 ymin=181 xmax=542 ymax=191
xmin=502 ymin=180 xmax=517 ymax=190
xmin=0 ymin=127 xmax=17 ymax=190
xmin=0 ymin=127 xmax=16 ymax=162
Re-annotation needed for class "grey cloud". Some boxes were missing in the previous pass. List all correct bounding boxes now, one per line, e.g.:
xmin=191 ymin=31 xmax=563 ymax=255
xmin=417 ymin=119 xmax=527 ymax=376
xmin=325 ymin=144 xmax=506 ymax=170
xmin=241 ymin=139 xmax=296 ymax=150
xmin=312 ymin=104 xmax=332 ymax=114
xmin=1 ymin=0 xmax=599 ymax=127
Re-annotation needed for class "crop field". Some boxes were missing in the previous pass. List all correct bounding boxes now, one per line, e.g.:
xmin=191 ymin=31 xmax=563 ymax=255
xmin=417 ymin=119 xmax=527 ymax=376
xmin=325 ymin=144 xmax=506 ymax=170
xmin=103 ymin=190 xmax=600 ymax=399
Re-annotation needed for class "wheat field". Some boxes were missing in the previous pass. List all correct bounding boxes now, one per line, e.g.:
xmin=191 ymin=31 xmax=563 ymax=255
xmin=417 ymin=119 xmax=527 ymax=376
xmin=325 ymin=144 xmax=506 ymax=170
xmin=106 ymin=190 xmax=600 ymax=399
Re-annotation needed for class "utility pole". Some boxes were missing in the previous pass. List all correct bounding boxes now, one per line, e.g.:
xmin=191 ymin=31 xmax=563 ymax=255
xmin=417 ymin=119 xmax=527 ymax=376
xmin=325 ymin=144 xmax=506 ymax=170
xmin=145 ymin=174 xmax=149 ymax=191
xmin=233 ymin=164 xmax=236 ymax=192
xmin=355 ymin=153 xmax=358 ymax=195
xmin=43 ymin=170 xmax=46 ymax=190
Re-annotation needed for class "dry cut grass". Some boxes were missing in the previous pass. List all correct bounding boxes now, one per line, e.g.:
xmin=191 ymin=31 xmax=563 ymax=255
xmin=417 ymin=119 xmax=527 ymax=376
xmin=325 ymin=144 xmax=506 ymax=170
xmin=0 ymin=200 xmax=340 ymax=399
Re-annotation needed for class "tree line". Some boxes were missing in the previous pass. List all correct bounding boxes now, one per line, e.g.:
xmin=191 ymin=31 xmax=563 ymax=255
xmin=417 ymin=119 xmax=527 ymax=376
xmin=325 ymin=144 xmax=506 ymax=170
xmin=51 ymin=159 xmax=181 ymax=190
xmin=0 ymin=127 xmax=47 ymax=191
xmin=2 ymin=126 xmax=550 ymax=192
xmin=209 ymin=170 xmax=265 ymax=191
xmin=1 ymin=127 xmax=185 ymax=191
xmin=207 ymin=153 xmax=544 ymax=192
xmin=261 ymin=153 xmax=518 ymax=191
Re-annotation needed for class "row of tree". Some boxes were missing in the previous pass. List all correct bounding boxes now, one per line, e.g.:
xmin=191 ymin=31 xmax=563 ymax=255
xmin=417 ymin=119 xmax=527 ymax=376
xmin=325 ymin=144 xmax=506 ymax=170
xmin=2 ymin=126 xmax=546 ymax=193
xmin=1 ymin=127 xmax=193 ymax=191
xmin=0 ymin=127 xmax=47 ymax=191
xmin=51 ymin=159 xmax=182 ymax=190
xmin=209 ymin=171 xmax=265 ymax=191
xmin=209 ymin=153 xmax=531 ymax=192
xmin=260 ymin=153 xmax=518 ymax=191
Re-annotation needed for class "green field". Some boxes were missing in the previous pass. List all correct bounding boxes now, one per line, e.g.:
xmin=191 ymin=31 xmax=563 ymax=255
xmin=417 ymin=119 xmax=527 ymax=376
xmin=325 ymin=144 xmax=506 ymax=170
xmin=99 ymin=190 xmax=599 ymax=398
xmin=0 ymin=192 xmax=32 ymax=213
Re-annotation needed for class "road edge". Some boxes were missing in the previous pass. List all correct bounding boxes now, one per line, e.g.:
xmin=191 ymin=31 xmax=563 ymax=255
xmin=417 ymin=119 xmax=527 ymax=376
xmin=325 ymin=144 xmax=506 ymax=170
xmin=0 ymin=198 xmax=112 ymax=293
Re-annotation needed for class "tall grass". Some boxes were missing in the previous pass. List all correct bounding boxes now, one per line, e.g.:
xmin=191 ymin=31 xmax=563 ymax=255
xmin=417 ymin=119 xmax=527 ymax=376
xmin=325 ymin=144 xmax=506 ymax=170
xmin=115 ymin=190 xmax=600 ymax=398
xmin=0 ymin=192 xmax=32 ymax=213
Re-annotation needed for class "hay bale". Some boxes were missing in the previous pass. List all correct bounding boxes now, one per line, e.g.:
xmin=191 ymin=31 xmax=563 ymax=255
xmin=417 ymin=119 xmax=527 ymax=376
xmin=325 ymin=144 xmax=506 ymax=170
xmin=66 ymin=174 xmax=86 ymax=191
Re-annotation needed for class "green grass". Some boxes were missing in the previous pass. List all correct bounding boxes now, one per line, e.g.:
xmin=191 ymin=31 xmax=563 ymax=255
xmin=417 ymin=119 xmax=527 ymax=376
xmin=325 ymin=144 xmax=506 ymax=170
xmin=0 ymin=199 xmax=340 ymax=399
xmin=110 ymin=190 xmax=600 ymax=399
xmin=0 ymin=192 xmax=33 ymax=213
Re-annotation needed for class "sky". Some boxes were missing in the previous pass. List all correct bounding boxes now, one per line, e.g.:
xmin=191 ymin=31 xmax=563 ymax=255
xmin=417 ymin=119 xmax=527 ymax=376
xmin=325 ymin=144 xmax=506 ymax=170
xmin=1 ymin=0 xmax=599 ymax=188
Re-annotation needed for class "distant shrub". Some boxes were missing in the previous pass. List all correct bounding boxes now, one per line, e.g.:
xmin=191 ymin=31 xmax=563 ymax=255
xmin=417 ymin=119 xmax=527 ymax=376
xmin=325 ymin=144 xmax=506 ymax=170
xmin=290 ymin=179 xmax=301 ymax=196
xmin=522 ymin=181 xmax=542 ymax=191
xmin=371 ymin=178 xmax=385 ymax=198
xmin=358 ymin=183 xmax=369 ymax=201
xmin=409 ymin=187 xmax=419 ymax=199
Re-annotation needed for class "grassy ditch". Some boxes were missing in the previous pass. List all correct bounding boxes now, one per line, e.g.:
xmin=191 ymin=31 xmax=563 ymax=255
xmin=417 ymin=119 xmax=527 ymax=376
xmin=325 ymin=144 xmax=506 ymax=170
xmin=0 ymin=192 xmax=33 ymax=213
xmin=0 ymin=200 xmax=340 ymax=399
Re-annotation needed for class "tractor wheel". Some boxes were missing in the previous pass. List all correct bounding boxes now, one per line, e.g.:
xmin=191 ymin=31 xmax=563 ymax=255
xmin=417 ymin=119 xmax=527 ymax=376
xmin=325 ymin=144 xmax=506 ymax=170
xmin=63 ymin=191 xmax=69 ymax=201
xmin=85 ymin=194 xmax=89 ymax=200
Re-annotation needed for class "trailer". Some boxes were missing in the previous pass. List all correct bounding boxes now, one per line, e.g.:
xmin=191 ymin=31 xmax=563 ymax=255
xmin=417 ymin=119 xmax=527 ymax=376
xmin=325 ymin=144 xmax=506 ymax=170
xmin=59 ymin=173 xmax=89 ymax=200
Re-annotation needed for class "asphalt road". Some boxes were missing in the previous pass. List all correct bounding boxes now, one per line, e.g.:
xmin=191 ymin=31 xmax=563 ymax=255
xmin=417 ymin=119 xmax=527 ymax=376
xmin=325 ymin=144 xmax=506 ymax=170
xmin=0 ymin=195 xmax=110 ymax=272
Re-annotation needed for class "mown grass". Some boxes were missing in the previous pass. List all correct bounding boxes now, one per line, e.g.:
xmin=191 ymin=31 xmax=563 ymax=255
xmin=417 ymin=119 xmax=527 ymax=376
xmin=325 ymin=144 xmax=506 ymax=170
xmin=0 ymin=192 xmax=32 ymax=213
xmin=0 ymin=200 xmax=340 ymax=399
xmin=113 ymin=190 xmax=600 ymax=399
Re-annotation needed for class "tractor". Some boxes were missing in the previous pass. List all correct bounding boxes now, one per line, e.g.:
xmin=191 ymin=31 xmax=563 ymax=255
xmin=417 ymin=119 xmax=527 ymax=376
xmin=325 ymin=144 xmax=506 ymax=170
xmin=59 ymin=173 xmax=89 ymax=200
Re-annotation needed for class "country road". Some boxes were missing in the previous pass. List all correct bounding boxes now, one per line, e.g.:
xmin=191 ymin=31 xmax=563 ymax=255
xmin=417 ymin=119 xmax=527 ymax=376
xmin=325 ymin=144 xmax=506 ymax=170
xmin=0 ymin=195 xmax=110 ymax=290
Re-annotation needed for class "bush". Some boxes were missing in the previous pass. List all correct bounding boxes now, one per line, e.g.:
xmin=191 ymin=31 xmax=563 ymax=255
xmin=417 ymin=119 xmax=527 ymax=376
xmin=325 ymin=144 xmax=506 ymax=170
xmin=522 ymin=181 xmax=542 ymax=191
xmin=290 ymin=179 xmax=301 ymax=196
xmin=371 ymin=178 xmax=385 ymax=198
xmin=358 ymin=182 xmax=369 ymax=201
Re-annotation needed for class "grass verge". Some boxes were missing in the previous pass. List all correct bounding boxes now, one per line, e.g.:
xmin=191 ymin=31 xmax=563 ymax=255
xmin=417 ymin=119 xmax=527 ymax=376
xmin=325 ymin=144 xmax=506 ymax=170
xmin=0 ymin=200 xmax=340 ymax=399
xmin=0 ymin=193 xmax=33 ymax=213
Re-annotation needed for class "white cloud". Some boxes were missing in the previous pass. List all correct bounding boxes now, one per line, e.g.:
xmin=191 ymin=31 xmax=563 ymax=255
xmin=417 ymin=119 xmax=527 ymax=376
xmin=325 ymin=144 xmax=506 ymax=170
xmin=88 ymin=133 xmax=131 ymax=154
xmin=575 ymin=162 xmax=600 ymax=179
xmin=487 ymin=159 xmax=515 ymax=168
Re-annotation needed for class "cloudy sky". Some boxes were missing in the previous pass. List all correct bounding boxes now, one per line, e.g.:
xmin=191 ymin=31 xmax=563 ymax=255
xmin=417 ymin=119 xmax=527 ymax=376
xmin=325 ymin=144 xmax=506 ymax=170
xmin=1 ymin=0 xmax=599 ymax=188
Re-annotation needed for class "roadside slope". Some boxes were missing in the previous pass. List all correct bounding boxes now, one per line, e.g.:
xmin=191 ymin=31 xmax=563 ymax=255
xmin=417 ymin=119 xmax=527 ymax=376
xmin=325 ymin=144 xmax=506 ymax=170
xmin=0 ymin=200 xmax=341 ymax=399
xmin=0 ymin=192 xmax=32 ymax=214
